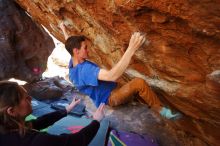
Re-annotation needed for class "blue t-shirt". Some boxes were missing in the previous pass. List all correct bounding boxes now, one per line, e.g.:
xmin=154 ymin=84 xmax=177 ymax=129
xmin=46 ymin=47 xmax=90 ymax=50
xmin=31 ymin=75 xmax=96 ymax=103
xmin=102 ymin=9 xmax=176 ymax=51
xmin=69 ymin=59 xmax=117 ymax=107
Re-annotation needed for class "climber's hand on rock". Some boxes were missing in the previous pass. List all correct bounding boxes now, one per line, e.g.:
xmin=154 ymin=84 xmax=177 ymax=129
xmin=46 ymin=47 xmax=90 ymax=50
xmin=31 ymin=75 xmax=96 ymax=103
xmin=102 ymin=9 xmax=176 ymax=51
xmin=59 ymin=21 xmax=65 ymax=30
xmin=127 ymin=32 xmax=146 ymax=52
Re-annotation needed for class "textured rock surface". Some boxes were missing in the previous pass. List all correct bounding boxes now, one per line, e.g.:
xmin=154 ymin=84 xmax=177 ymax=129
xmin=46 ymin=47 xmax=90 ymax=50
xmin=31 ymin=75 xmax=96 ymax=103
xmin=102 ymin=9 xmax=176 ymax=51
xmin=0 ymin=0 xmax=54 ymax=82
xmin=13 ymin=0 xmax=220 ymax=145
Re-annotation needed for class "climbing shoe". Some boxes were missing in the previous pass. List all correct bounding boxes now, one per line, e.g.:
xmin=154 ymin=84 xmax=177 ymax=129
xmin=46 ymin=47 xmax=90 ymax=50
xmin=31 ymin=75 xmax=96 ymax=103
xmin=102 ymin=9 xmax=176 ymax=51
xmin=160 ymin=107 xmax=182 ymax=120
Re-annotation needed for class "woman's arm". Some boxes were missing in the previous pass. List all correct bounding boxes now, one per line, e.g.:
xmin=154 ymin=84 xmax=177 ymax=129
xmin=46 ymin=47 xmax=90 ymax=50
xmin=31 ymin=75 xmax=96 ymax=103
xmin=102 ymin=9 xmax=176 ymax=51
xmin=30 ymin=98 xmax=80 ymax=130
xmin=30 ymin=103 xmax=104 ymax=146
xmin=30 ymin=110 xmax=67 ymax=130
xmin=63 ymin=120 xmax=100 ymax=146
xmin=28 ymin=120 xmax=100 ymax=146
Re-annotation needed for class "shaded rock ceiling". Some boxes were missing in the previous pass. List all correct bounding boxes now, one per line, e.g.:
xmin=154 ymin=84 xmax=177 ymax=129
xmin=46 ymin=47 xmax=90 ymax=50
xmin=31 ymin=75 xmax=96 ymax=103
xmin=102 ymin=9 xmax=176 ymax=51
xmin=1 ymin=0 xmax=219 ymax=145
xmin=0 ymin=0 xmax=54 ymax=82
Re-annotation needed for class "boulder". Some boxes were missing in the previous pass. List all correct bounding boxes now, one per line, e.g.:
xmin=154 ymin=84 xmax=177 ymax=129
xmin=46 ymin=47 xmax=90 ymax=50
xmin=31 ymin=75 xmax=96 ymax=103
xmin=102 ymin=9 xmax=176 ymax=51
xmin=0 ymin=0 xmax=54 ymax=82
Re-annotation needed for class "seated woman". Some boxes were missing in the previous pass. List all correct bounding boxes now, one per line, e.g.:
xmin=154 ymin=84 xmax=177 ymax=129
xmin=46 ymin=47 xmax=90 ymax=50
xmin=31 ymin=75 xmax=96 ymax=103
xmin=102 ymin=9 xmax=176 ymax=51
xmin=0 ymin=81 xmax=105 ymax=146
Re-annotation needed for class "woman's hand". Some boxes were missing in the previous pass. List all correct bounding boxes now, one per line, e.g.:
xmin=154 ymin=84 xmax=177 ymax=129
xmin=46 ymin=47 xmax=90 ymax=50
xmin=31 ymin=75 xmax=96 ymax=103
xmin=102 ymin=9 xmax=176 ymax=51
xmin=92 ymin=103 xmax=105 ymax=122
xmin=65 ymin=97 xmax=81 ymax=113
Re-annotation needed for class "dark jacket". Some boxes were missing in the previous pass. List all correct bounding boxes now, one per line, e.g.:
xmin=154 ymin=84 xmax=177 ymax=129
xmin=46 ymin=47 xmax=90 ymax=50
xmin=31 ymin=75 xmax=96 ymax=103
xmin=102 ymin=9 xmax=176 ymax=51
xmin=0 ymin=110 xmax=100 ymax=146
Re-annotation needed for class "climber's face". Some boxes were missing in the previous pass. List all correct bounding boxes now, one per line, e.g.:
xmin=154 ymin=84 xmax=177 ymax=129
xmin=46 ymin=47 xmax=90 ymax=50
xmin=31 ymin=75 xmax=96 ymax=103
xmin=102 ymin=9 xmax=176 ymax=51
xmin=78 ymin=41 xmax=89 ymax=59
xmin=74 ymin=40 xmax=89 ymax=61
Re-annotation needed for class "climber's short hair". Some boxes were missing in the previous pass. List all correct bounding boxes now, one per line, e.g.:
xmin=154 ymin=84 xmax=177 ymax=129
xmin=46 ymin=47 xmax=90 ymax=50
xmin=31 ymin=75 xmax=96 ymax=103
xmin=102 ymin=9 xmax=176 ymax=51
xmin=65 ymin=35 xmax=86 ymax=56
